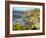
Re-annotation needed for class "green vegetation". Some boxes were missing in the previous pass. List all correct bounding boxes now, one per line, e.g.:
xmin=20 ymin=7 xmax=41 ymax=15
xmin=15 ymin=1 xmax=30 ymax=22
xmin=13 ymin=8 xmax=40 ymax=30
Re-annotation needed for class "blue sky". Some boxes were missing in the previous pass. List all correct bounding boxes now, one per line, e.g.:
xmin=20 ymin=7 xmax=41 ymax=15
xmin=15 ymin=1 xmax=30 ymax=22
xmin=13 ymin=7 xmax=35 ymax=11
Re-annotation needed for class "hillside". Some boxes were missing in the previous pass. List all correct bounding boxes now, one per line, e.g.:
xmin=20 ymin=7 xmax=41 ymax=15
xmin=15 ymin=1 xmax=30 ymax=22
xmin=12 ymin=8 xmax=40 ymax=30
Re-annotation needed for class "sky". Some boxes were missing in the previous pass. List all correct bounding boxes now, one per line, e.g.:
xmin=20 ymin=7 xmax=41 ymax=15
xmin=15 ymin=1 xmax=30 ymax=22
xmin=13 ymin=7 xmax=35 ymax=11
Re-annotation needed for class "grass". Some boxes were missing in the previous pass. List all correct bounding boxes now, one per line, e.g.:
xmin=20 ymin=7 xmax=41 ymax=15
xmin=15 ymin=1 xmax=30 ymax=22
xmin=13 ymin=22 xmax=40 ymax=30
